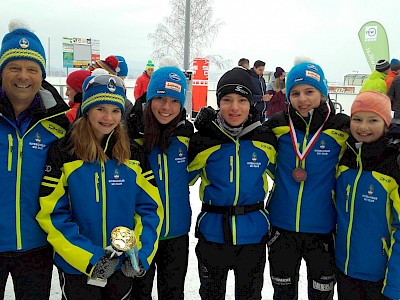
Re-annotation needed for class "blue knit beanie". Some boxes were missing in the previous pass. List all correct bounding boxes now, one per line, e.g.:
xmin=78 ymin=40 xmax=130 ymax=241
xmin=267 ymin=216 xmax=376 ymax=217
xmin=0 ymin=20 xmax=46 ymax=78
xmin=115 ymin=55 xmax=128 ymax=77
xmin=390 ymin=58 xmax=400 ymax=72
xmin=146 ymin=66 xmax=187 ymax=109
xmin=81 ymin=74 xmax=126 ymax=115
xmin=285 ymin=62 xmax=327 ymax=102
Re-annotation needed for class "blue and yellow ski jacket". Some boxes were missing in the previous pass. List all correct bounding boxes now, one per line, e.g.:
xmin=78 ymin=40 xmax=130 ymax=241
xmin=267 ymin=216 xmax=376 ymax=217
xmin=188 ymin=107 xmax=277 ymax=245
xmin=36 ymin=132 xmax=163 ymax=275
xmin=126 ymin=97 xmax=194 ymax=240
xmin=335 ymin=136 xmax=400 ymax=299
xmin=0 ymin=81 xmax=69 ymax=252
xmin=265 ymin=101 xmax=349 ymax=234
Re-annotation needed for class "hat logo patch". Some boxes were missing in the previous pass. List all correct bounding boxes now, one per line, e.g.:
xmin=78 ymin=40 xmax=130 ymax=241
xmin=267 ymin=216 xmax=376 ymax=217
xmin=19 ymin=38 xmax=29 ymax=49
xmin=107 ymin=77 xmax=117 ymax=92
xmin=307 ymin=64 xmax=318 ymax=71
xmin=165 ymin=81 xmax=182 ymax=93
xmin=169 ymin=73 xmax=181 ymax=81
xmin=235 ymin=85 xmax=249 ymax=95
xmin=305 ymin=70 xmax=320 ymax=82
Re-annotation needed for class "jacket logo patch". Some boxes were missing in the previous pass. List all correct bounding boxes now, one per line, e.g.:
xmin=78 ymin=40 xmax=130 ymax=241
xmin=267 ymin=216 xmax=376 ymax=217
xmin=368 ymin=184 xmax=374 ymax=196
xmin=314 ymin=140 xmax=330 ymax=156
xmin=35 ymin=132 xmax=41 ymax=143
xmin=247 ymin=152 xmax=261 ymax=168
xmin=175 ymin=148 xmax=186 ymax=164
xmin=29 ymin=132 xmax=47 ymax=150
xmin=109 ymin=168 xmax=125 ymax=186
xmin=362 ymin=184 xmax=377 ymax=203
xmin=252 ymin=152 xmax=257 ymax=162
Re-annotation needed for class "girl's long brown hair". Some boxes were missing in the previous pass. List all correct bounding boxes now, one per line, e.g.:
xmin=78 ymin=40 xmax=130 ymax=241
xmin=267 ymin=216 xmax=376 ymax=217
xmin=142 ymin=102 xmax=182 ymax=154
xmin=274 ymin=76 xmax=286 ymax=92
xmin=69 ymin=117 xmax=131 ymax=164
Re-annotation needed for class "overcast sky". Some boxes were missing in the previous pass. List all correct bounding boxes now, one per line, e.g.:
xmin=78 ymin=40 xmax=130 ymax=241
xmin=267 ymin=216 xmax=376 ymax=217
xmin=1 ymin=0 xmax=399 ymax=83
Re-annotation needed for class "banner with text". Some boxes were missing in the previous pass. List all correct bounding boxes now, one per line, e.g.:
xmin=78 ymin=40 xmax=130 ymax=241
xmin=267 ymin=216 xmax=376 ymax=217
xmin=62 ymin=37 xmax=100 ymax=68
xmin=358 ymin=21 xmax=389 ymax=72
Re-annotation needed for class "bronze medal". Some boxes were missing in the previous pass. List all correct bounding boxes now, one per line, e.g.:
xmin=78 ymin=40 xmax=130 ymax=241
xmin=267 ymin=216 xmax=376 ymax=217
xmin=292 ymin=167 xmax=307 ymax=182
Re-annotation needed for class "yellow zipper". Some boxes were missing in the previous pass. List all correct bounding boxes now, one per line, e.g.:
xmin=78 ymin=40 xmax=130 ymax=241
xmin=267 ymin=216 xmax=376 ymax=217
xmin=229 ymin=156 xmax=233 ymax=183
xmin=101 ymin=163 xmax=107 ymax=248
xmin=345 ymin=184 xmax=350 ymax=213
xmin=158 ymin=154 xmax=162 ymax=180
xmin=15 ymin=138 xmax=24 ymax=249
xmin=95 ymin=172 xmax=100 ymax=202
xmin=163 ymin=155 xmax=170 ymax=237
xmin=8 ymin=134 xmax=13 ymax=171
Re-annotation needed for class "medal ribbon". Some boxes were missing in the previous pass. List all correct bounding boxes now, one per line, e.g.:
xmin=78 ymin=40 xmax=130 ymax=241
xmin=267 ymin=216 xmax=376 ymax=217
xmin=289 ymin=102 xmax=331 ymax=162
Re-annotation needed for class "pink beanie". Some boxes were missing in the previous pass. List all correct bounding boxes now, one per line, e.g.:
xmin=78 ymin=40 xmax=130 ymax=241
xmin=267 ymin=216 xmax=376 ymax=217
xmin=351 ymin=91 xmax=391 ymax=127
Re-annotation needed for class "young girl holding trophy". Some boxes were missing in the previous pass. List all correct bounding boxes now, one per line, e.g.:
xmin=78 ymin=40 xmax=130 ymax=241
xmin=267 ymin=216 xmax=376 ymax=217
xmin=37 ymin=74 xmax=163 ymax=299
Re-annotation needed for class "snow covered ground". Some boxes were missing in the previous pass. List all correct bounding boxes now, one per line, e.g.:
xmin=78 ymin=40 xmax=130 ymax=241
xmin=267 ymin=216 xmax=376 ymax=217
xmin=5 ymin=182 xmax=338 ymax=300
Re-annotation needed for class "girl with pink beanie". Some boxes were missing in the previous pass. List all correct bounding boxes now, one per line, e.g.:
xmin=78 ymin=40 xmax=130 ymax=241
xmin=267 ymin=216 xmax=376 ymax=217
xmin=335 ymin=91 xmax=400 ymax=299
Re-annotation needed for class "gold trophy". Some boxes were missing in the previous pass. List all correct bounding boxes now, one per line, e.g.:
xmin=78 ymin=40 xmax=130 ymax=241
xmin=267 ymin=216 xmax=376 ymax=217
xmin=110 ymin=226 xmax=141 ymax=272
xmin=88 ymin=226 xmax=138 ymax=287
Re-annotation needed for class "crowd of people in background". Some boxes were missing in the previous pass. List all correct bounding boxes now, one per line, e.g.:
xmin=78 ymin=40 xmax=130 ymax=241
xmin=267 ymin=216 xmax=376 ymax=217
xmin=2 ymin=18 xmax=400 ymax=300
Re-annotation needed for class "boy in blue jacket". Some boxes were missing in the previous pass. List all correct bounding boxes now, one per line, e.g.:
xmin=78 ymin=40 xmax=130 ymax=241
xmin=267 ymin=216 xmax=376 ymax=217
xmin=188 ymin=67 xmax=277 ymax=299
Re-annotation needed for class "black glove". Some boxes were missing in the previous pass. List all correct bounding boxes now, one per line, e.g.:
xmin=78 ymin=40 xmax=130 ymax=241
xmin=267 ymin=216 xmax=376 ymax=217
xmin=121 ymin=257 xmax=146 ymax=278
xmin=386 ymin=124 xmax=400 ymax=156
xmin=387 ymin=122 xmax=400 ymax=137
xmin=90 ymin=250 xmax=119 ymax=280
xmin=194 ymin=106 xmax=216 ymax=130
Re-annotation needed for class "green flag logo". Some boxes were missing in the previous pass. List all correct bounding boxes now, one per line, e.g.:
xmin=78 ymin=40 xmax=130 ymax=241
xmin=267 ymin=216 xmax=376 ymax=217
xmin=358 ymin=21 xmax=390 ymax=72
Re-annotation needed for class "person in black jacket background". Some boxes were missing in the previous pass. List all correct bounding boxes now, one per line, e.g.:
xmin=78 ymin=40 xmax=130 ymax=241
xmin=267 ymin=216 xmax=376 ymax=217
xmin=249 ymin=60 xmax=271 ymax=122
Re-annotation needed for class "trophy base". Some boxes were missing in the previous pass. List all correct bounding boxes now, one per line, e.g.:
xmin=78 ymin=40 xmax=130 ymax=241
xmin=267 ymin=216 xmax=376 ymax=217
xmin=87 ymin=277 xmax=107 ymax=287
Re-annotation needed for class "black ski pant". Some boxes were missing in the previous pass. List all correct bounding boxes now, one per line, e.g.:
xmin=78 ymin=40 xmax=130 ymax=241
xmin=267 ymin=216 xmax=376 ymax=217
xmin=196 ymin=237 xmax=266 ymax=300
xmin=336 ymin=269 xmax=388 ymax=300
xmin=131 ymin=234 xmax=189 ymax=300
xmin=267 ymin=227 xmax=336 ymax=300
xmin=0 ymin=246 xmax=53 ymax=300
xmin=58 ymin=268 xmax=132 ymax=300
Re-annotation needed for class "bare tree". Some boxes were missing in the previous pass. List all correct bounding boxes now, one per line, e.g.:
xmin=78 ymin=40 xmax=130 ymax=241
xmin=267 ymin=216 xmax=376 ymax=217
xmin=149 ymin=0 xmax=230 ymax=69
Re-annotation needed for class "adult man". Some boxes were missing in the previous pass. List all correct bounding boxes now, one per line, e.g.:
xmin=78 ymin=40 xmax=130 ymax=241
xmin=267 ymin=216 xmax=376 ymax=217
xmin=0 ymin=20 xmax=69 ymax=299
xmin=249 ymin=60 xmax=271 ymax=122
xmin=238 ymin=58 xmax=250 ymax=70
